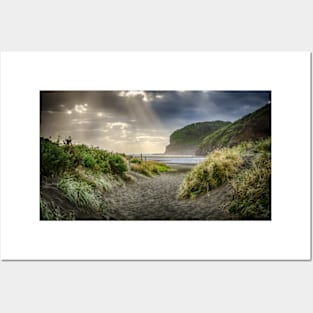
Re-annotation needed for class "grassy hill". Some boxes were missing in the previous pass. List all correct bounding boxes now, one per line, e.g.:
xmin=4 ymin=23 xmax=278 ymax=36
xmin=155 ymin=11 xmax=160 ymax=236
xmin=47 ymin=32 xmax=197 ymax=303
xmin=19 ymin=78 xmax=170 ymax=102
xmin=165 ymin=121 xmax=231 ymax=154
xmin=196 ymin=103 xmax=271 ymax=155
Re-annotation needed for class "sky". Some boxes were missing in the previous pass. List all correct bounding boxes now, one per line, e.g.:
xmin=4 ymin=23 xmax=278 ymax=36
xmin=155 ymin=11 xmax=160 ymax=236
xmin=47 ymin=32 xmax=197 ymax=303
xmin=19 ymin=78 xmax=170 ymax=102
xmin=40 ymin=91 xmax=271 ymax=154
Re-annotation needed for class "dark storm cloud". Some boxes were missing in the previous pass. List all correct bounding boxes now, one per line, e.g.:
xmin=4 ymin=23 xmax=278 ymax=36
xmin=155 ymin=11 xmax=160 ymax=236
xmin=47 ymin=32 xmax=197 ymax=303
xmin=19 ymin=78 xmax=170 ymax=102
xmin=40 ymin=90 xmax=270 ymax=153
xmin=41 ymin=91 xmax=121 ymax=113
xmin=149 ymin=91 xmax=270 ymax=128
xmin=208 ymin=91 xmax=270 ymax=115
xmin=41 ymin=90 xmax=270 ymax=125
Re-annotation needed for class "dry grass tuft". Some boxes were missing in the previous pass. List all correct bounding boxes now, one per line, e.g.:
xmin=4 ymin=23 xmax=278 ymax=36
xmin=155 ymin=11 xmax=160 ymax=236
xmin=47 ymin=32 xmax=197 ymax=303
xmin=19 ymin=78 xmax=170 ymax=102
xmin=178 ymin=147 xmax=244 ymax=199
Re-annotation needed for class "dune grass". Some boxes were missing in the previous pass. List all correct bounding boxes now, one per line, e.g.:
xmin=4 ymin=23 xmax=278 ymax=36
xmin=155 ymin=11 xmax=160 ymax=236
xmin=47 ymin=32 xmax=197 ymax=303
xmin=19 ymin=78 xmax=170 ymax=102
xmin=227 ymin=151 xmax=271 ymax=219
xmin=40 ymin=137 xmax=173 ymax=219
xmin=57 ymin=175 xmax=106 ymax=215
xmin=40 ymin=198 xmax=75 ymax=220
xmin=73 ymin=167 xmax=124 ymax=191
xmin=130 ymin=158 xmax=171 ymax=177
xmin=178 ymin=138 xmax=271 ymax=219
xmin=178 ymin=147 xmax=244 ymax=199
xmin=40 ymin=137 xmax=131 ymax=219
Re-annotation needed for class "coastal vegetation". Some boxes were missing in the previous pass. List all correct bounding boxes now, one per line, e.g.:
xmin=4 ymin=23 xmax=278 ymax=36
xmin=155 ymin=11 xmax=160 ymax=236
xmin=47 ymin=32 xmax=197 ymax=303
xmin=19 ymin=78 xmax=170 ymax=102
xmin=40 ymin=137 xmax=170 ymax=220
xmin=178 ymin=146 xmax=244 ymax=199
xmin=40 ymin=103 xmax=271 ymax=220
xmin=178 ymin=138 xmax=271 ymax=219
xmin=129 ymin=157 xmax=171 ymax=177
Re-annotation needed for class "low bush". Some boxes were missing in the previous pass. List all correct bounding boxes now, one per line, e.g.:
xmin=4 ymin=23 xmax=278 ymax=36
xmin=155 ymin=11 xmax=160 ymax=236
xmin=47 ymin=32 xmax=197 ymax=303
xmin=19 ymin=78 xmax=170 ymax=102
xmin=40 ymin=137 xmax=72 ymax=176
xmin=130 ymin=157 xmax=143 ymax=164
xmin=40 ymin=137 xmax=127 ymax=177
xmin=108 ymin=154 xmax=128 ymax=175
xmin=83 ymin=154 xmax=96 ymax=169
xmin=64 ymin=144 xmax=112 ymax=173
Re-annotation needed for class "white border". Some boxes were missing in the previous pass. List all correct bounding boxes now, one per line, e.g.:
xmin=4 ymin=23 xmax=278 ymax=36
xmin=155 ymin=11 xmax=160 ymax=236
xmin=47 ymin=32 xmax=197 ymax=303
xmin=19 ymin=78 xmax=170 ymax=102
xmin=0 ymin=52 xmax=311 ymax=260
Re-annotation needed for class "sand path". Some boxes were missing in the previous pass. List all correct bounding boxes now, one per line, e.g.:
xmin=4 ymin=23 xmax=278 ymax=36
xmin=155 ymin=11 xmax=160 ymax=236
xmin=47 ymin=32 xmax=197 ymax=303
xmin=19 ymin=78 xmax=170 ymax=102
xmin=104 ymin=164 xmax=237 ymax=220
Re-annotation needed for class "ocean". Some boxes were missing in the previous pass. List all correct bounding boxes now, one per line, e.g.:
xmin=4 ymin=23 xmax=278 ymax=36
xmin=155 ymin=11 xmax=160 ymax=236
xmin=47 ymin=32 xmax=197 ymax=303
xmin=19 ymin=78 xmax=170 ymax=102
xmin=131 ymin=154 xmax=206 ymax=165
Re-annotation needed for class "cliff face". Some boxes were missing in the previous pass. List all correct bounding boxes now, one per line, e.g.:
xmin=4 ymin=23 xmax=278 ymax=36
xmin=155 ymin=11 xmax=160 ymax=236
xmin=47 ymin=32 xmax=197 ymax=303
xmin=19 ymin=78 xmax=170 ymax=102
xmin=196 ymin=103 xmax=271 ymax=155
xmin=165 ymin=144 xmax=198 ymax=155
xmin=165 ymin=121 xmax=231 ymax=155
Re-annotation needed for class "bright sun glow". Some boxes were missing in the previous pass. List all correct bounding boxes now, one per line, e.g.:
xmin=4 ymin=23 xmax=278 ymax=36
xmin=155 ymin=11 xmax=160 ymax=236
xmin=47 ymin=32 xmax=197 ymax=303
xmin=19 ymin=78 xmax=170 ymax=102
xmin=74 ymin=104 xmax=88 ymax=113
xmin=119 ymin=90 xmax=149 ymax=102
xmin=107 ymin=122 xmax=128 ymax=130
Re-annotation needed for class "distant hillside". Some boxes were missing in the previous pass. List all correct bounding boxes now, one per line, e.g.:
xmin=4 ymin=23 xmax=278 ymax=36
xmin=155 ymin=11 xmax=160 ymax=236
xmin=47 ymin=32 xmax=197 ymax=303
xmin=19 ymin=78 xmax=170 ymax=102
xmin=196 ymin=103 xmax=271 ymax=155
xmin=165 ymin=121 xmax=231 ymax=155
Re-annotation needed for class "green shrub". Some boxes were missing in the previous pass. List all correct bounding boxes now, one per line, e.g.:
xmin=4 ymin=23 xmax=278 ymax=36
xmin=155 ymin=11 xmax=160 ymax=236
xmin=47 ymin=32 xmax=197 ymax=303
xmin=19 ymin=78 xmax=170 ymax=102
xmin=40 ymin=137 xmax=72 ymax=176
xmin=41 ymin=138 xmax=128 ymax=177
xmin=108 ymin=154 xmax=128 ymax=174
xmin=67 ymin=145 xmax=97 ymax=168
xmin=96 ymin=160 xmax=111 ymax=173
xmin=83 ymin=154 xmax=96 ymax=169
xmin=92 ymin=149 xmax=112 ymax=173
xmin=130 ymin=157 xmax=143 ymax=164
xmin=64 ymin=144 xmax=88 ymax=167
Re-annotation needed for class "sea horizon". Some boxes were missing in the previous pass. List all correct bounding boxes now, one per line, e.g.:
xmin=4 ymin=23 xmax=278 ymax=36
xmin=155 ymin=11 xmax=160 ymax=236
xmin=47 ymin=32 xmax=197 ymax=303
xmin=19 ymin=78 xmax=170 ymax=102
xmin=130 ymin=153 xmax=206 ymax=165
